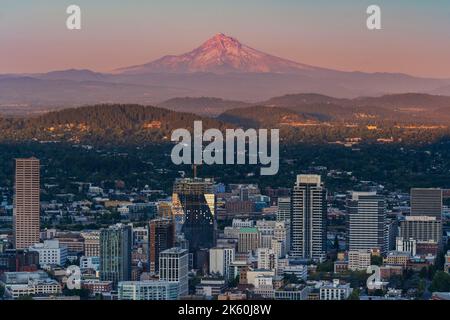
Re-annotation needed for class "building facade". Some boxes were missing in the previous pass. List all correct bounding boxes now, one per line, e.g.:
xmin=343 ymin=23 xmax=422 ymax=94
xmin=159 ymin=247 xmax=189 ymax=297
xmin=14 ymin=158 xmax=40 ymax=250
xmin=172 ymin=178 xmax=216 ymax=263
xmin=347 ymin=192 xmax=387 ymax=254
xmin=118 ymin=280 xmax=179 ymax=300
xmin=99 ymin=224 xmax=132 ymax=287
xmin=291 ymin=175 xmax=327 ymax=262
xmin=29 ymin=240 xmax=68 ymax=266
xmin=410 ymin=188 xmax=442 ymax=220
xmin=148 ymin=218 xmax=175 ymax=273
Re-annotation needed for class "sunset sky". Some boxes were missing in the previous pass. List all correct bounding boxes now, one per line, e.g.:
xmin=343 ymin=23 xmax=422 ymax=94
xmin=2 ymin=0 xmax=450 ymax=78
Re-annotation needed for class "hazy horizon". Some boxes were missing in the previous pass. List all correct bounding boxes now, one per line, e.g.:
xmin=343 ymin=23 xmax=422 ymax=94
xmin=2 ymin=0 xmax=450 ymax=78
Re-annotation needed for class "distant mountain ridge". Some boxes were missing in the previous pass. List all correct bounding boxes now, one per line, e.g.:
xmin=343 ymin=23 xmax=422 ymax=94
xmin=157 ymin=97 xmax=252 ymax=116
xmin=1 ymin=33 xmax=450 ymax=110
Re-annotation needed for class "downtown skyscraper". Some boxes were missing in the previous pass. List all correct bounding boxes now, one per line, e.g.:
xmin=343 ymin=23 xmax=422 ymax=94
xmin=291 ymin=175 xmax=327 ymax=262
xmin=13 ymin=158 xmax=40 ymax=250
xmin=172 ymin=177 xmax=216 ymax=264
xmin=148 ymin=218 xmax=175 ymax=274
xmin=410 ymin=188 xmax=443 ymax=220
xmin=159 ymin=247 xmax=189 ymax=298
xmin=100 ymin=224 xmax=132 ymax=287
xmin=347 ymin=191 xmax=387 ymax=254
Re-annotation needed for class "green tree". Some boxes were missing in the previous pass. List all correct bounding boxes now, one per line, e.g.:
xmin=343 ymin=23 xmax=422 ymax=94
xmin=229 ymin=275 xmax=240 ymax=288
xmin=348 ymin=288 xmax=360 ymax=300
xmin=429 ymin=271 xmax=450 ymax=292
xmin=63 ymin=288 xmax=90 ymax=299
xmin=370 ymin=255 xmax=383 ymax=266
xmin=283 ymin=273 xmax=301 ymax=284
xmin=316 ymin=260 xmax=334 ymax=272
xmin=416 ymin=279 xmax=426 ymax=299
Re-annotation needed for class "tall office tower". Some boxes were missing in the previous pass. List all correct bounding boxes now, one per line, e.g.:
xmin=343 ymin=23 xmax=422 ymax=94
xmin=81 ymin=231 xmax=100 ymax=257
xmin=291 ymin=175 xmax=327 ymax=262
xmin=347 ymin=192 xmax=387 ymax=254
xmin=148 ymin=218 xmax=175 ymax=273
xmin=159 ymin=247 xmax=189 ymax=297
xmin=14 ymin=158 xmax=40 ymax=250
xmin=410 ymin=188 xmax=443 ymax=220
xmin=399 ymin=216 xmax=442 ymax=243
xmin=172 ymin=178 xmax=216 ymax=261
xmin=99 ymin=224 xmax=132 ymax=287
xmin=277 ymin=197 xmax=291 ymax=222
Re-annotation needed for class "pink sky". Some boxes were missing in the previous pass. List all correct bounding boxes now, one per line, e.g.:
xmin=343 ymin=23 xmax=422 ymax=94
xmin=2 ymin=1 xmax=450 ymax=78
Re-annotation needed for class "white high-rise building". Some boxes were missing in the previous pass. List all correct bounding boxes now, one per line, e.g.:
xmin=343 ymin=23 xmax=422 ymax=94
xmin=159 ymin=247 xmax=189 ymax=297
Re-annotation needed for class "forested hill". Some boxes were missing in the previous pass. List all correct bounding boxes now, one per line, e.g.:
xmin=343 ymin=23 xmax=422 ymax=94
xmin=1 ymin=103 xmax=450 ymax=145
xmin=0 ymin=104 xmax=229 ymax=145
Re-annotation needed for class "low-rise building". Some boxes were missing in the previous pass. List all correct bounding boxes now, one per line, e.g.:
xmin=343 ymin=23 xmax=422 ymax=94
xmin=81 ymin=279 xmax=113 ymax=294
xmin=274 ymin=284 xmax=311 ymax=300
xmin=319 ymin=280 xmax=352 ymax=300
xmin=333 ymin=261 xmax=349 ymax=274
xmin=118 ymin=280 xmax=179 ymax=300
xmin=348 ymin=250 xmax=371 ymax=271
xmin=28 ymin=240 xmax=68 ymax=266
xmin=0 ymin=271 xmax=61 ymax=299
xmin=282 ymin=264 xmax=308 ymax=281
xmin=195 ymin=278 xmax=226 ymax=298
xmin=80 ymin=256 xmax=100 ymax=271
xmin=384 ymin=251 xmax=410 ymax=267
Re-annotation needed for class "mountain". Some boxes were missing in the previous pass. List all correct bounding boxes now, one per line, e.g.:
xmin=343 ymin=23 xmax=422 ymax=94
xmin=35 ymin=69 xmax=107 ymax=82
xmin=158 ymin=97 xmax=251 ymax=116
xmin=118 ymin=33 xmax=321 ymax=74
xmin=258 ymin=93 xmax=450 ymax=122
xmin=2 ymin=34 xmax=450 ymax=112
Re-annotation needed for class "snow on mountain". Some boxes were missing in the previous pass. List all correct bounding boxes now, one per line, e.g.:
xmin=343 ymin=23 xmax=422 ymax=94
xmin=118 ymin=33 xmax=319 ymax=74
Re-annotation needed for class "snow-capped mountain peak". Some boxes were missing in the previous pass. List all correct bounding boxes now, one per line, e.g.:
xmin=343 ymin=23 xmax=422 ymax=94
xmin=118 ymin=33 xmax=316 ymax=74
